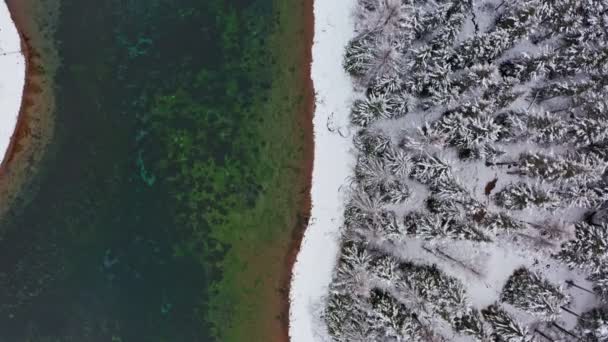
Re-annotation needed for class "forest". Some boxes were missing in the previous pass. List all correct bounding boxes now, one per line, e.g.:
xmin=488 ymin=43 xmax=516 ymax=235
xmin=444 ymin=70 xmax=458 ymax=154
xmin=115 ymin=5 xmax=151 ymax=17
xmin=324 ymin=0 xmax=608 ymax=341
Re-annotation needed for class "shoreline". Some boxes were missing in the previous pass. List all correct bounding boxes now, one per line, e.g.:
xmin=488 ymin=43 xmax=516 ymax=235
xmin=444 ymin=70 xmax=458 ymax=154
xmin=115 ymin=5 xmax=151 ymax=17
xmin=289 ymin=0 xmax=357 ymax=341
xmin=0 ymin=0 xmax=56 ymax=223
xmin=280 ymin=0 xmax=315 ymax=340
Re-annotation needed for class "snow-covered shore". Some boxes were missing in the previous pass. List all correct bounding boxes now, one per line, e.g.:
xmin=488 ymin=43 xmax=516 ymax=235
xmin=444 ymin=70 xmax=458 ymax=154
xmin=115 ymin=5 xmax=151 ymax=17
xmin=0 ymin=0 xmax=25 ymax=165
xmin=289 ymin=0 xmax=357 ymax=341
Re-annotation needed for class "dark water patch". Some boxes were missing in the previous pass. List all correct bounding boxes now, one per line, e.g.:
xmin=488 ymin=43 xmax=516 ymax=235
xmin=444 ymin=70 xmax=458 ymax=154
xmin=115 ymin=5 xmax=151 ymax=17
xmin=0 ymin=0 xmax=298 ymax=341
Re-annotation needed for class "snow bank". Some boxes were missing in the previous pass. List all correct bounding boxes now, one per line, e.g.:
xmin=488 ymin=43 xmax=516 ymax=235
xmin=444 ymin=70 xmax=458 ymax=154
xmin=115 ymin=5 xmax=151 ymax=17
xmin=0 ymin=0 xmax=25 ymax=163
xmin=289 ymin=0 xmax=357 ymax=341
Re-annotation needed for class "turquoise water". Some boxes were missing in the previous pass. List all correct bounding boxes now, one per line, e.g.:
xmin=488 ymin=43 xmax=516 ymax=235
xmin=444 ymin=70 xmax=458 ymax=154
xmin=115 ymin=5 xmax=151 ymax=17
xmin=0 ymin=0 xmax=285 ymax=340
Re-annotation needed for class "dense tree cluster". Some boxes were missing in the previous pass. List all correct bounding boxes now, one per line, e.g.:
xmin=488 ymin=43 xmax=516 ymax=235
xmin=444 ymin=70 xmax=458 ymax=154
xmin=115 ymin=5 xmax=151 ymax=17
xmin=326 ymin=0 xmax=608 ymax=339
xmin=324 ymin=242 xmax=489 ymax=341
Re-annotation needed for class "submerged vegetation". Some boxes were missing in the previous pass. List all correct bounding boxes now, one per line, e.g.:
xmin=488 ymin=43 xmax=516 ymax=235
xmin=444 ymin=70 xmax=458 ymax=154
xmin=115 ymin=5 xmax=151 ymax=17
xmin=0 ymin=0 xmax=310 ymax=341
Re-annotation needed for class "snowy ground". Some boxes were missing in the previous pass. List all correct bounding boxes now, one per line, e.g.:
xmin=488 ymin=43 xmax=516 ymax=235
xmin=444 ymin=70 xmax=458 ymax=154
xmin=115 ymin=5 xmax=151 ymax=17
xmin=0 ymin=0 xmax=25 ymax=163
xmin=316 ymin=0 xmax=607 ymax=340
xmin=288 ymin=0 xmax=357 ymax=341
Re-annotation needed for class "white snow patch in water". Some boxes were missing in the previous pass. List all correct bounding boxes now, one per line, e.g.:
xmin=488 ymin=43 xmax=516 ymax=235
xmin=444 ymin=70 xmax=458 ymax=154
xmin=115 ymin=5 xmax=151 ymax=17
xmin=0 ymin=0 xmax=25 ymax=164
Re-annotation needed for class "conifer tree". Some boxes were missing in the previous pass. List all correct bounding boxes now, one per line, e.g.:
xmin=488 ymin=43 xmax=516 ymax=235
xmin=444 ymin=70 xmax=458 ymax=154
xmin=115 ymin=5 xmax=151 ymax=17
xmin=500 ymin=268 xmax=570 ymax=321
xmin=494 ymin=182 xmax=557 ymax=210
xmin=453 ymin=308 xmax=487 ymax=340
xmin=577 ymin=307 xmax=608 ymax=342
xmin=325 ymin=291 xmax=373 ymax=342
xmin=554 ymin=222 xmax=608 ymax=271
xmin=354 ymin=129 xmax=392 ymax=157
xmin=482 ymin=304 xmax=535 ymax=342
xmin=405 ymin=212 xmax=490 ymax=242
xmin=482 ymin=212 xmax=525 ymax=232
xmin=515 ymin=152 xmax=604 ymax=184
xmin=590 ymin=269 xmax=608 ymax=303
xmin=410 ymin=154 xmax=454 ymax=187
xmin=368 ymin=288 xmax=415 ymax=340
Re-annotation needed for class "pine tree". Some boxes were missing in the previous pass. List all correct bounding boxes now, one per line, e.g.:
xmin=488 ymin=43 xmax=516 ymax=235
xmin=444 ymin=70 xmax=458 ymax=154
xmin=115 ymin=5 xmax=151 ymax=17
xmin=429 ymin=112 xmax=504 ymax=149
xmin=590 ymin=269 xmax=608 ymax=303
xmin=500 ymin=267 xmax=570 ymax=321
xmin=577 ymin=307 xmax=608 ymax=342
xmin=515 ymin=152 xmax=604 ymax=184
xmin=566 ymin=117 xmax=608 ymax=147
xmin=344 ymin=33 xmax=377 ymax=77
xmin=335 ymin=243 xmax=373 ymax=290
xmin=556 ymin=183 xmax=608 ymax=209
xmin=398 ymin=262 xmax=490 ymax=339
xmin=325 ymin=291 xmax=374 ymax=342
xmin=453 ymin=308 xmax=488 ymax=340
xmin=482 ymin=304 xmax=535 ymax=342
xmin=494 ymin=182 xmax=558 ymax=210
xmin=370 ymin=255 xmax=400 ymax=284
xmin=354 ymin=154 xmax=389 ymax=193
xmin=527 ymin=111 xmax=568 ymax=145
xmin=368 ymin=288 xmax=416 ymax=340
xmin=432 ymin=178 xmax=470 ymax=204
xmin=384 ymin=147 xmax=414 ymax=179
xmin=554 ymin=222 xmax=608 ymax=271
xmin=354 ymin=129 xmax=392 ymax=157
xmin=351 ymin=92 xmax=404 ymax=127
xmin=410 ymin=154 xmax=454 ymax=187
xmin=382 ymin=179 xmax=411 ymax=204
xmin=482 ymin=212 xmax=526 ymax=232
xmin=405 ymin=212 xmax=490 ymax=242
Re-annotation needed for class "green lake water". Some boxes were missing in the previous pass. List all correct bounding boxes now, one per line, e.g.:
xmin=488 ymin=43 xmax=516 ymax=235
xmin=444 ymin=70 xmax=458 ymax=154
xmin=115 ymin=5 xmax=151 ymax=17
xmin=0 ymin=0 xmax=310 ymax=341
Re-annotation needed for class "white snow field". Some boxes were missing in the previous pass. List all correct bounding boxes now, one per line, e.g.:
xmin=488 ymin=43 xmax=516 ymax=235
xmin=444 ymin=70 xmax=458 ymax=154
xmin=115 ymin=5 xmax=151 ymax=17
xmin=0 ymin=0 xmax=25 ymax=164
xmin=289 ymin=0 xmax=358 ymax=341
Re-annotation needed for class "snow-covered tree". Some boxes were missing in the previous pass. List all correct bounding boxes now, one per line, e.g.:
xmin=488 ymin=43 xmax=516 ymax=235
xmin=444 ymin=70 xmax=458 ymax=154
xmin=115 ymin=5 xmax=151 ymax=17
xmin=351 ymin=92 xmax=406 ymax=127
xmin=382 ymin=179 xmax=411 ymax=204
xmin=429 ymin=112 xmax=504 ymax=149
xmin=431 ymin=178 xmax=470 ymax=204
xmin=344 ymin=33 xmax=377 ymax=77
xmin=404 ymin=212 xmax=490 ymax=242
xmin=368 ymin=288 xmax=416 ymax=340
xmin=482 ymin=212 xmax=526 ymax=233
xmin=500 ymin=267 xmax=570 ymax=321
xmin=354 ymin=154 xmax=389 ymax=192
xmin=384 ymin=146 xmax=414 ymax=179
xmin=370 ymin=255 xmax=400 ymax=285
xmin=482 ymin=304 xmax=535 ymax=342
xmin=334 ymin=242 xmax=374 ymax=292
xmin=577 ymin=307 xmax=608 ymax=342
xmin=493 ymin=182 xmax=558 ymax=210
xmin=326 ymin=0 xmax=608 ymax=339
xmin=453 ymin=308 xmax=488 ymax=340
xmin=514 ymin=152 xmax=605 ymax=184
xmin=353 ymin=129 xmax=392 ymax=157
xmin=590 ymin=268 xmax=608 ymax=303
xmin=410 ymin=154 xmax=454 ymax=187
xmin=556 ymin=182 xmax=608 ymax=209
xmin=398 ymin=262 xmax=489 ymax=339
xmin=325 ymin=291 xmax=374 ymax=342
xmin=554 ymin=222 xmax=608 ymax=271
xmin=566 ymin=117 xmax=608 ymax=147
xmin=527 ymin=111 xmax=568 ymax=145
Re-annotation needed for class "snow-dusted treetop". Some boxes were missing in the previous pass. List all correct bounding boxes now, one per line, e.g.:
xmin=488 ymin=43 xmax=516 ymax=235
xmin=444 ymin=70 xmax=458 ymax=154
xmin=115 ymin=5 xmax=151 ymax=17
xmin=325 ymin=0 xmax=608 ymax=340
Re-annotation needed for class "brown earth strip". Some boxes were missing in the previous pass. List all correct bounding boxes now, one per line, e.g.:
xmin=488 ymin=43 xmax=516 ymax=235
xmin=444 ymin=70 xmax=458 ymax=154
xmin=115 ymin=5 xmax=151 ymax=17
xmin=279 ymin=0 xmax=315 ymax=340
